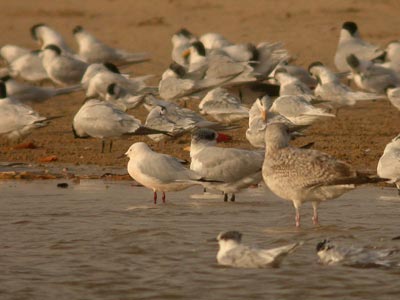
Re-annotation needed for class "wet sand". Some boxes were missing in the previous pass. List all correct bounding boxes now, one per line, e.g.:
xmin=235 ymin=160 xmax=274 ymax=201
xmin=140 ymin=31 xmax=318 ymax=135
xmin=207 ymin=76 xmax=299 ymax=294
xmin=0 ymin=0 xmax=399 ymax=173
xmin=1 ymin=180 xmax=400 ymax=299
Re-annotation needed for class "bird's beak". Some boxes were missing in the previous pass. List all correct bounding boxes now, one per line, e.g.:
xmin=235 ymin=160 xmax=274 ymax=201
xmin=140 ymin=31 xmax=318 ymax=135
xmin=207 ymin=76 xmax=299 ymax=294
xmin=216 ymin=133 xmax=232 ymax=143
xmin=118 ymin=153 xmax=127 ymax=159
xmin=183 ymin=146 xmax=191 ymax=151
xmin=261 ymin=110 xmax=267 ymax=122
xmin=182 ymin=48 xmax=191 ymax=58
xmin=206 ymin=238 xmax=218 ymax=243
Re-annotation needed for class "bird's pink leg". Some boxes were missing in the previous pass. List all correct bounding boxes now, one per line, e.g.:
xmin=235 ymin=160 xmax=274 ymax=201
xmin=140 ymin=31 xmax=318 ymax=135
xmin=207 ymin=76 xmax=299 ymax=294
xmin=294 ymin=203 xmax=301 ymax=227
xmin=153 ymin=191 xmax=157 ymax=204
xmin=312 ymin=201 xmax=319 ymax=226
xmin=295 ymin=212 xmax=301 ymax=228
xmin=162 ymin=192 xmax=166 ymax=203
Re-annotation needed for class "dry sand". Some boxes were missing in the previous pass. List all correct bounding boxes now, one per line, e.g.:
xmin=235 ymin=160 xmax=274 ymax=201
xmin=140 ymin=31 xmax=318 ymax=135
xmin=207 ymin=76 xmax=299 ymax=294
xmin=0 ymin=0 xmax=399 ymax=173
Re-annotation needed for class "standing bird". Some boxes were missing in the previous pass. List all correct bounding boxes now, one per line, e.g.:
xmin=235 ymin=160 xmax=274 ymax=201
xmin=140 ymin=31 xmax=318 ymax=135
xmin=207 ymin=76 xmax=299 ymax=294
xmin=262 ymin=123 xmax=385 ymax=227
xmin=198 ymin=87 xmax=249 ymax=123
xmin=1 ymin=75 xmax=81 ymax=103
xmin=41 ymin=44 xmax=88 ymax=86
xmin=190 ymin=128 xmax=264 ymax=202
xmin=0 ymin=81 xmax=55 ymax=141
xmin=377 ymin=134 xmax=400 ymax=195
xmin=72 ymin=98 xmax=168 ymax=152
xmin=125 ymin=142 xmax=212 ymax=204
xmin=216 ymin=231 xmax=302 ymax=268
xmin=334 ymin=21 xmax=384 ymax=72
xmin=346 ymin=54 xmax=399 ymax=94
xmin=72 ymin=26 xmax=150 ymax=65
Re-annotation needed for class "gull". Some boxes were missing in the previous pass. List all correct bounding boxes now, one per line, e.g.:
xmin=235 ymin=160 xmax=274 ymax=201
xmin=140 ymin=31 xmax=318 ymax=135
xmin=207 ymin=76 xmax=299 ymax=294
xmin=316 ymin=239 xmax=399 ymax=267
xmin=190 ymin=128 xmax=264 ymax=202
xmin=198 ymin=31 xmax=289 ymax=77
xmin=185 ymin=41 xmax=261 ymax=85
xmin=30 ymin=23 xmax=75 ymax=54
xmin=1 ymin=75 xmax=81 ymax=103
xmin=377 ymin=134 xmax=400 ymax=195
xmin=334 ymin=21 xmax=384 ymax=72
xmin=125 ymin=142 xmax=213 ymax=204
xmin=381 ymin=40 xmax=400 ymax=73
xmin=0 ymin=81 xmax=55 ymax=141
xmin=159 ymin=62 xmax=227 ymax=100
xmin=246 ymin=95 xmax=303 ymax=148
xmin=262 ymin=123 xmax=385 ymax=227
xmin=273 ymin=68 xmax=315 ymax=102
xmin=308 ymin=61 xmax=385 ymax=107
xmin=144 ymin=96 xmax=235 ymax=142
xmin=198 ymin=87 xmax=249 ymax=123
xmin=41 ymin=44 xmax=88 ymax=86
xmin=270 ymin=60 xmax=317 ymax=87
xmin=386 ymin=86 xmax=400 ymax=110
xmin=216 ymin=231 xmax=302 ymax=268
xmin=269 ymin=95 xmax=335 ymax=126
xmin=0 ymin=50 xmax=48 ymax=83
xmin=72 ymin=26 xmax=150 ymax=65
xmin=83 ymin=63 xmax=152 ymax=99
xmin=346 ymin=54 xmax=399 ymax=94
xmin=72 ymin=98 xmax=168 ymax=152
xmin=199 ymin=32 xmax=232 ymax=49
xmin=171 ymin=28 xmax=197 ymax=67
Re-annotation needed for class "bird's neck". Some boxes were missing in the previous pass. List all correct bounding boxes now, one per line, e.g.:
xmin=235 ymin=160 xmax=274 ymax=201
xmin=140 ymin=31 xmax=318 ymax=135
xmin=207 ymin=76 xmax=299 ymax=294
xmin=218 ymin=240 xmax=240 ymax=254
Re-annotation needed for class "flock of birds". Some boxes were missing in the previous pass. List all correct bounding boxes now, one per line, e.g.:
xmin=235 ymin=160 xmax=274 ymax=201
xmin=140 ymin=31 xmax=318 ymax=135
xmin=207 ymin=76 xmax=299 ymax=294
xmin=1 ymin=21 xmax=400 ymax=268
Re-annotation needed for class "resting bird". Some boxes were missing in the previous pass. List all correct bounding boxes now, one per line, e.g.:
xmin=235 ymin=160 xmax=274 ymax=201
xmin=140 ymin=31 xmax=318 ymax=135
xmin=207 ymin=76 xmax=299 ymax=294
xmin=0 ymin=81 xmax=56 ymax=141
xmin=72 ymin=98 xmax=168 ymax=152
xmin=73 ymin=25 xmax=150 ymax=65
xmin=198 ymin=87 xmax=249 ymax=123
xmin=334 ymin=21 xmax=384 ymax=72
xmin=316 ymin=239 xmax=399 ymax=268
xmin=216 ymin=231 xmax=302 ymax=268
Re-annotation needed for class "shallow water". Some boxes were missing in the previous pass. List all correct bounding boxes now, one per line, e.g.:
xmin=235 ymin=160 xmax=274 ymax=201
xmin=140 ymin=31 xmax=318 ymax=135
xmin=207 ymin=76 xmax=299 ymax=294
xmin=1 ymin=180 xmax=400 ymax=300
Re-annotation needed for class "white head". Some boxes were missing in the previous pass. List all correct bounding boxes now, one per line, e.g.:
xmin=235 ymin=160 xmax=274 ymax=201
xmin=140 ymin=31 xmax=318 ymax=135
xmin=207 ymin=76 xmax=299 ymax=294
xmin=217 ymin=231 xmax=242 ymax=252
xmin=254 ymin=95 xmax=273 ymax=122
xmin=273 ymin=68 xmax=296 ymax=84
xmin=385 ymin=41 xmax=400 ymax=62
xmin=383 ymin=134 xmax=400 ymax=154
xmin=308 ymin=61 xmax=337 ymax=84
xmin=125 ymin=142 xmax=151 ymax=158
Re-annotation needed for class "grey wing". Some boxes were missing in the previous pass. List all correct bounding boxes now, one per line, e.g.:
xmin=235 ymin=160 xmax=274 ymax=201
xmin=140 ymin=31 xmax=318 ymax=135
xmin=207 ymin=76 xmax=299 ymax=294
xmin=54 ymin=57 xmax=87 ymax=84
xmin=159 ymin=77 xmax=196 ymax=100
xmin=206 ymin=55 xmax=249 ymax=79
xmin=274 ymin=148 xmax=358 ymax=189
xmin=224 ymin=246 xmax=273 ymax=268
xmin=193 ymin=148 xmax=264 ymax=182
xmin=138 ymin=154 xmax=201 ymax=183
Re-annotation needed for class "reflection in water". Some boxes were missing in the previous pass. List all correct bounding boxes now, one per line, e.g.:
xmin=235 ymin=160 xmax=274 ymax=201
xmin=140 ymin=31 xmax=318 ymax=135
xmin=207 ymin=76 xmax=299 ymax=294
xmin=0 ymin=180 xmax=400 ymax=299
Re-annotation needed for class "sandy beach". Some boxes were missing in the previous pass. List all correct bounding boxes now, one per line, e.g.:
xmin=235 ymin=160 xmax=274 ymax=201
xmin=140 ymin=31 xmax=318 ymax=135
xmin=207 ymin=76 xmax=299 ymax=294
xmin=0 ymin=0 xmax=399 ymax=172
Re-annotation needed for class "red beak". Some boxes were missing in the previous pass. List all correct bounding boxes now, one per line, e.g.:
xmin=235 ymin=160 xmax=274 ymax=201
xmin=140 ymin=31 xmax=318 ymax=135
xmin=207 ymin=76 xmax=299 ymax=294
xmin=216 ymin=133 xmax=232 ymax=143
